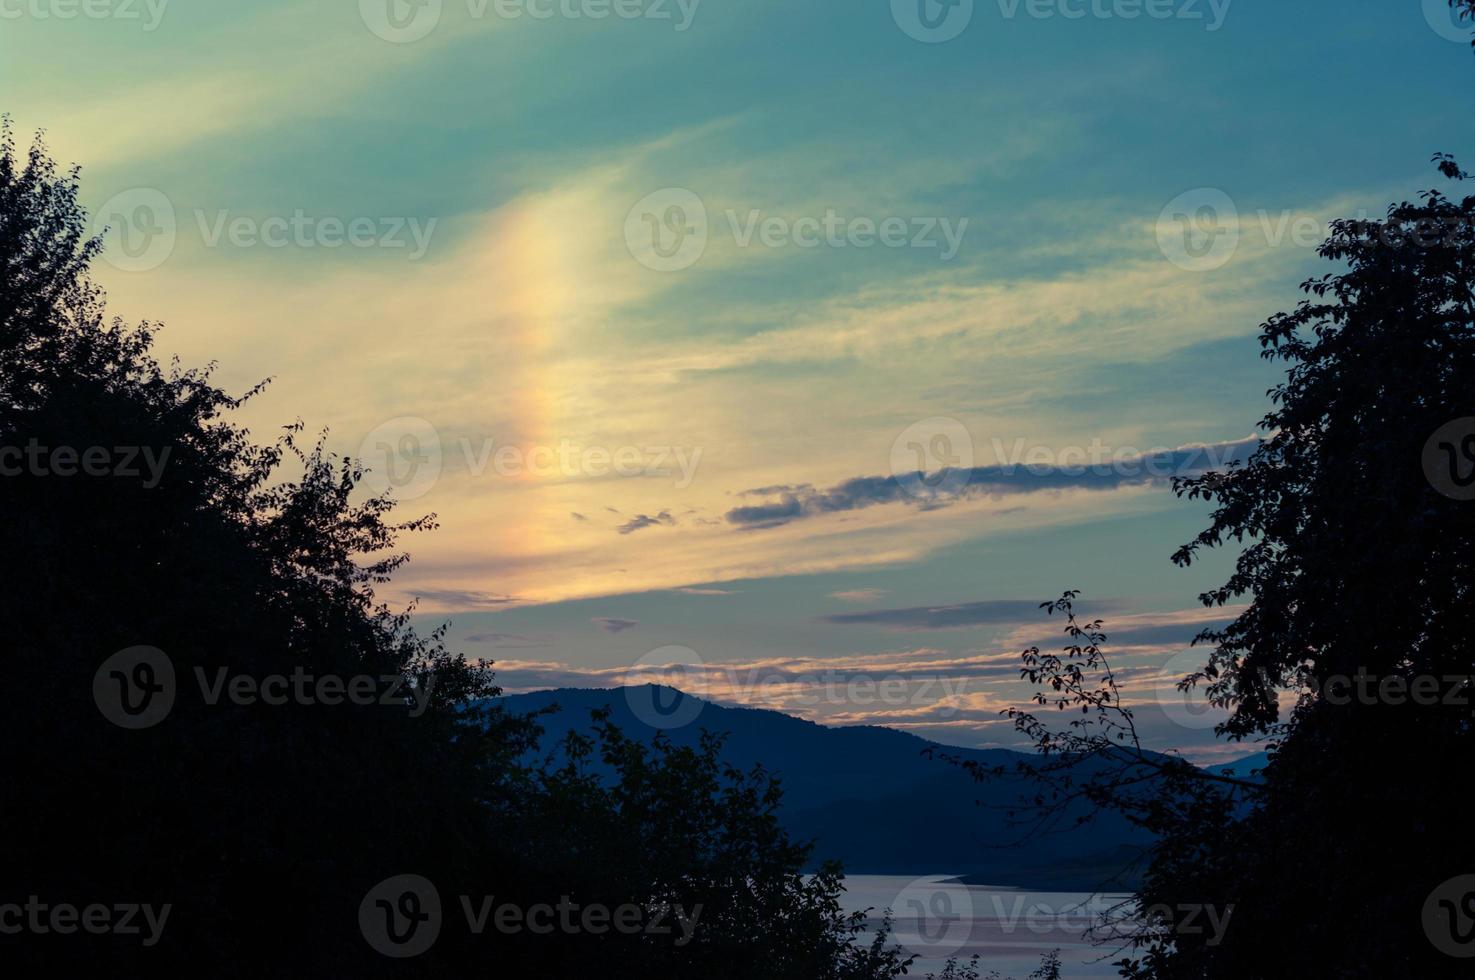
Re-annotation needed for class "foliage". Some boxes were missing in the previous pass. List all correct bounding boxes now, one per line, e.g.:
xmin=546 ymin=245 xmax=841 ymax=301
xmin=926 ymin=949 xmax=1061 ymax=980
xmin=0 ymin=120 xmax=920 ymax=977
xmin=1150 ymin=155 xmax=1474 ymax=978
xmin=1457 ymin=0 xmax=1475 ymax=49
xmin=932 ymin=594 xmax=1260 ymax=970
xmin=950 ymin=158 xmax=1475 ymax=978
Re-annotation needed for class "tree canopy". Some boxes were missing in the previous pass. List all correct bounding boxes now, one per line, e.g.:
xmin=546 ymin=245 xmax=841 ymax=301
xmin=0 ymin=120 xmax=935 ymax=978
xmin=953 ymin=157 xmax=1475 ymax=978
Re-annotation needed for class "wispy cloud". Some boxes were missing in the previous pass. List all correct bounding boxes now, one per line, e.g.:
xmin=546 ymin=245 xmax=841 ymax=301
xmin=488 ymin=603 xmax=1251 ymax=761
xmin=465 ymin=632 xmax=552 ymax=649
xmin=727 ymin=438 xmax=1259 ymax=529
xmin=413 ymin=589 xmax=519 ymax=610
xmin=828 ymin=588 xmax=889 ymax=602
xmin=820 ymin=598 xmax=1127 ymax=632
xmin=617 ymin=511 xmax=677 ymax=535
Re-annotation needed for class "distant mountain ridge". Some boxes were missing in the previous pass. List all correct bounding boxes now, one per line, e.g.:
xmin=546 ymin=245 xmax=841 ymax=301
xmin=1215 ymin=750 xmax=1272 ymax=778
xmin=496 ymin=685 xmax=1164 ymax=890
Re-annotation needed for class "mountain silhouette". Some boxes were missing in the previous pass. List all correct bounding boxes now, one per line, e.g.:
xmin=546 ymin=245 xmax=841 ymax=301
xmin=502 ymin=685 xmax=1168 ymax=889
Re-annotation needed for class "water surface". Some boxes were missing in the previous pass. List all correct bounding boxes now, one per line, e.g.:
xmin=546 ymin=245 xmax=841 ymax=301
xmin=839 ymin=874 xmax=1133 ymax=978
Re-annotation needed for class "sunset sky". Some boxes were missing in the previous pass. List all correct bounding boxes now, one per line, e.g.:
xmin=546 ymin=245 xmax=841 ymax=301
xmin=6 ymin=0 xmax=1473 ymax=760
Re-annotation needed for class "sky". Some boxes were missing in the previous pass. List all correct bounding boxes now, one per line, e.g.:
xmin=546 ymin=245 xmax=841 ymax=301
xmin=4 ymin=0 xmax=1473 ymax=762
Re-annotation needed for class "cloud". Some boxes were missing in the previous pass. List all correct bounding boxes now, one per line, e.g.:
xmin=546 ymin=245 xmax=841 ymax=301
xmin=740 ymin=483 xmax=812 ymax=497
xmin=592 ymin=617 xmax=640 ymax=633
xmin=413 ymin=589 xmax=520 ymax=611
xmin=1105 ymin=620 xmax=1236 ymax=647
xmin=617 ymin=511 xmax=676 ymax=535
xmin=828 ymin=588 xmax=889 ymax=602
xmin=483 ymin=613 xmax=1251 ymax=761
xmin=820 ymin=598 xmax=1127 ymax=632
xmin=726 ymin=438 xmax=1260 ymax=529
xmin=996 ymin=604 xmax=1247 ymax=654
xmin=822 ymin=694 xmax=1018 ymax=730
xmin=14 ymin=4 xmax=503 ymax=173
xmin=570 ymin=512 xmax=589 ymax=522
xmin=465 ymin=632 xmax=552 ymax=649
xmin=489 ymin=648 xmax=1027 ymax=698
xmin=672 ymin=587 xmax=737 ymax=595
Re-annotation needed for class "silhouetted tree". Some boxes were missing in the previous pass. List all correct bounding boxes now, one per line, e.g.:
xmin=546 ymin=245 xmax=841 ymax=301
xmin=932 ymin=593 xmax=1260 ymax=972
xmin=1456 ymin=0 xmax=1475 ymax=48
xmin=0 ymin=117 xmax=542 ymax=974
xmin=1146 ymin=155 xmax=1475 ymax=978
xmin=954 ymin=159 xmax=1474 ymax=978
xmin=1 ymin=121 xmax=931 ymax=978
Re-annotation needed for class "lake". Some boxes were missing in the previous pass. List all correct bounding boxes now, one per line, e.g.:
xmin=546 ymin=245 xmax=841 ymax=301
xmin=839 ymin=875 xmax=1134 ymax=978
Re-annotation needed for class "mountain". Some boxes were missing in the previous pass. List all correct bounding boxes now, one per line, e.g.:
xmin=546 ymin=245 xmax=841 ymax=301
xmin=1216 ymin=751 xmax=1272 ymax=778
xmin=496 ymin=685 xmax=1154 ymax=890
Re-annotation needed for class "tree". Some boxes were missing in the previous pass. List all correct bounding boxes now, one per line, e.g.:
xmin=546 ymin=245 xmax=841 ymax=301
xmin=1 ymin=120 xmax=929 ymax=977
xmin=1172 ymin=156 xmax=1475 ymax=741
xmin=1456 ymin=0 xmax=1475 ymax=48
xmin=500 ymin=712 xmax=918 ymax=978
xmin=946 ymin=157 xmax=1475 ymax=978
xmin=1153 ymin=155 xmax=1474 ymax=978
xmin=931 ymin=593 xmax=1262 ymax=974
xmin=1 ymin=117 xmax=540 ymax=974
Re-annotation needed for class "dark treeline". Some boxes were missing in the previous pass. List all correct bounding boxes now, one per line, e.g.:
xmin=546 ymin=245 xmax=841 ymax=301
xmin=942 ymin=156 xmax=1475 ymax=978
xmin=0 ymin=123 xmax=942 ymax=978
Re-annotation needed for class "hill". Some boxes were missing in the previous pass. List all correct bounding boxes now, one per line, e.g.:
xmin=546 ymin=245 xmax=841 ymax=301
xmin=499 ymin=685 xmax=1155 ymax=890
